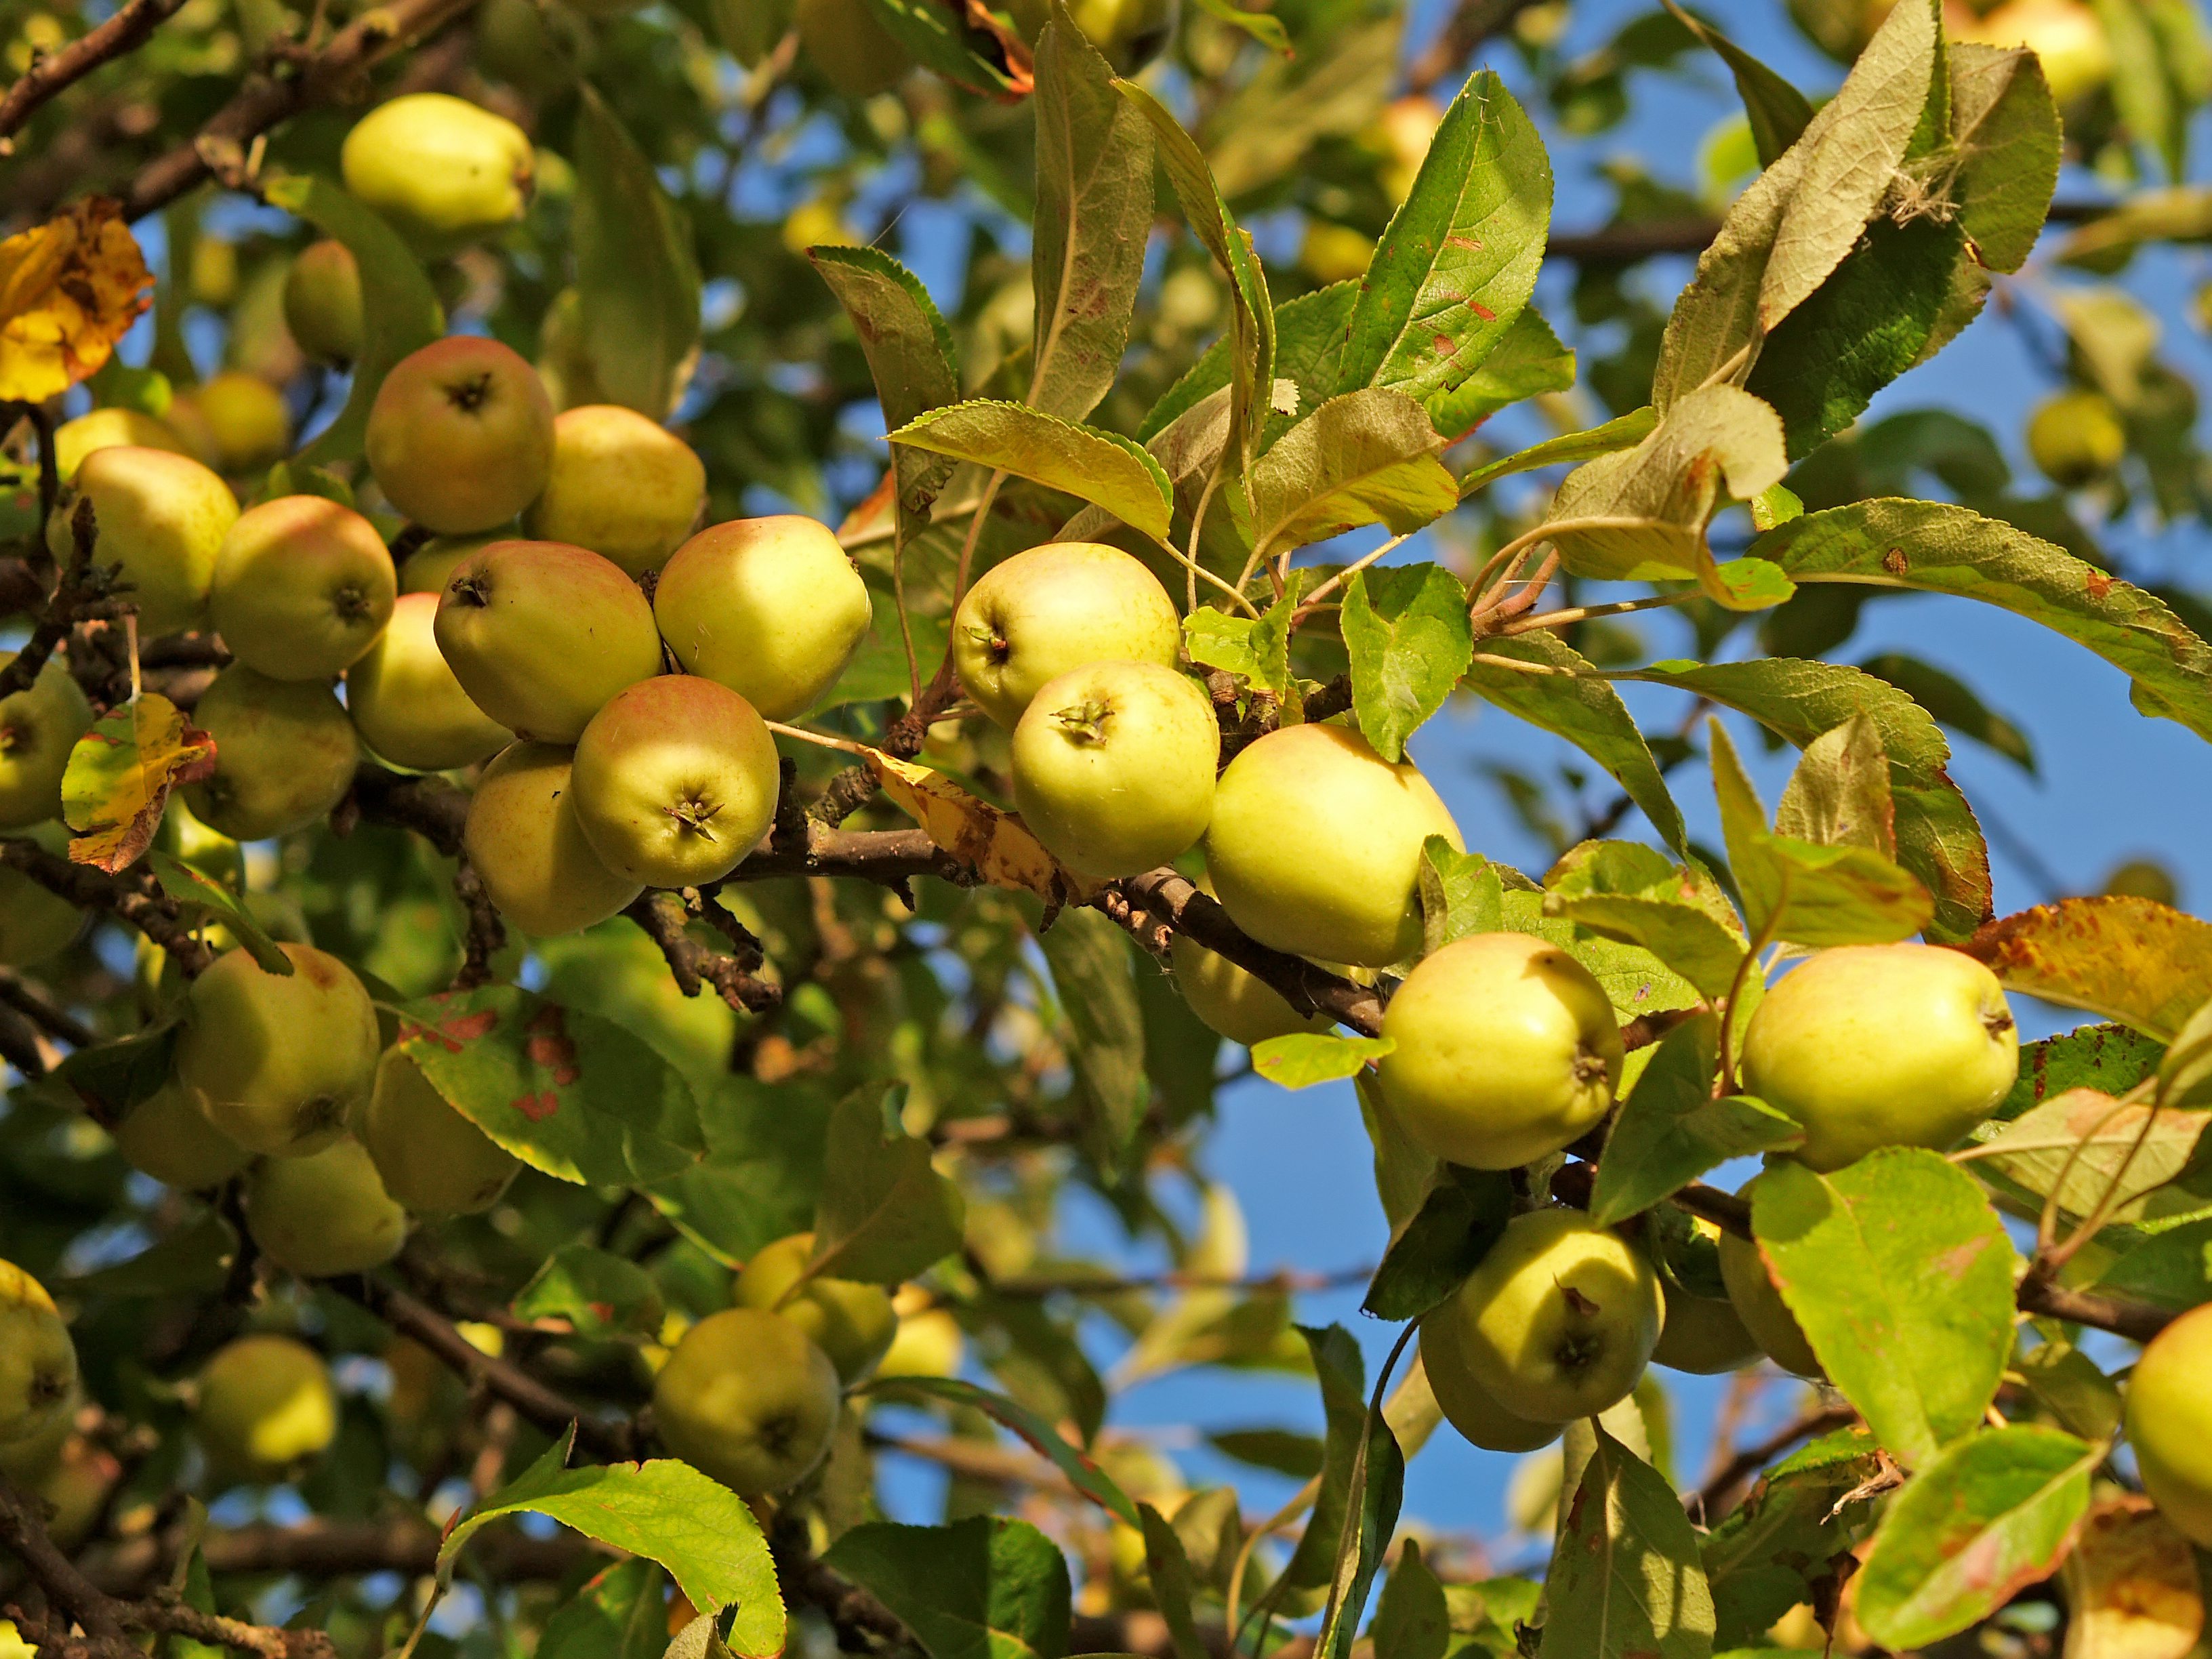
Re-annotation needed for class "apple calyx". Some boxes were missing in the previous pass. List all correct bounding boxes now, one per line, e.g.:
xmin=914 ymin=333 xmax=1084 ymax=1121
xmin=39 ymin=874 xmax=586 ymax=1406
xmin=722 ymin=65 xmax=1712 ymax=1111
xmin=334 ymin=584 xmax=375 ymax=623
xmin=449 ymin=573 xmax=491 ymax=609
xmin=1985 ymin=1008 xmax=2016 ymax=1039
xmin=665 ymin=797 xmax=723 ymax=838
xmin=1050 ymin=697 xmax=1113 ymax=743
xmin=1572 ymin=1042 xmax=1610 ymax=1086
xmin=445 ymin=372 xmax=496 ymax=415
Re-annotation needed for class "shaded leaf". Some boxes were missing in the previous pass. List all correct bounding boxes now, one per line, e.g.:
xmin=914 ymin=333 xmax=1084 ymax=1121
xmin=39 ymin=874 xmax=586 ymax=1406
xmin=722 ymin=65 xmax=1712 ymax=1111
xmin=35 ymin=1023 xmax=176 ymax=1128
xmin=644 ymin=1076 xmax=827 ymax=1267
xmin=512 ymin=1243 xmax=665 ymax=1338
xmin=1248 ymin=389 xmax=1457 ymax=560
xmin=1361 ymin=1166 xmax=1513 ymax=1322
xmin=1701 ymin=1429 xmax=1883 ymax=1650
xmin=146 ymin=850 xmax=290 ymax=975
xmin=1418 ymin=836 xmax=1506 ymax=956
xmin=537 ymin=1561 xmax=669 ymax=1659
xmin=888 ymin=401 xmax=1172 ymax=539
xmin=865 ymin=1376 xmax=1139 ymax=1524
xmin=62 ymin=694 xmax=216 ymax=873
xmin=1279 ymin=1325 xmax=1370 ymax=1595
xmin=1591 ymin=1016 xmax=1801 ymax=1226
xmin=1666 ymin=2 xmax=1814 ymax=165
xmin=1542 ymin=841 xmax=1746 ymax=1000
xmin=857 ymin=0 xmax=1031 ymax=98
xmin=1856 ymin=652 xmax=2035 ymax=773
xmin=1964 ymin=897 xmax=2212 ymax=1042
xmin=1315 ymin=1413 xmax=1406 ymax=1659
xmin=1372 ymin=1539 xmax=1448 ymax=1659
xmin=571 ymin=88 xmax=701 ymax=419
xmin=812 ymin=1088 xmax=966 ymax=1284
xmin=1945 ymin=43 xmax=2060 ymax=277
xmin=1136 ymin=1507 xmax=1207 ymax=1659
xmin=1139 ymin=283 xmax=1352 ymax=451
xmin=1342 ymin=563 xmax=1473 ymax=762
xmin=1541 ymin=1425 xmax=1717 ymax=1658
xmin=1424 ymin=306 xmax=1576 ymax=441
xmin=825 ymin=1517 xmax=1071 ymax=1659
xmin=1036 ymin=907 xmax=1149 ymax=1170
xmin=810 ymin=247 xmax=960 ymax=539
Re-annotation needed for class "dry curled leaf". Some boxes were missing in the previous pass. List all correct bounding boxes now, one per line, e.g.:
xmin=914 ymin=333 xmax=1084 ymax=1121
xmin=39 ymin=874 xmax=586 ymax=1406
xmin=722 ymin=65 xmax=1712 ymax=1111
xmin=0 ymin=199 xmax=155 ymax=403
xmin=62 ymin=693 xmax=217 ymax=873
xmin=865 ymin=748 xmax=1097 ymax=907
xmin=2061 ymin=1497 xmax=2205 ymax=1659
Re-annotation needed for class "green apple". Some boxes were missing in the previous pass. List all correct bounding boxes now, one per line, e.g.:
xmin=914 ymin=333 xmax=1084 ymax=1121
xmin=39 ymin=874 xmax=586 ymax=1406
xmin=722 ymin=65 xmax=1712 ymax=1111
xmin=1740 ymin=943 xmax=2018 ymax=1171
xmin=2125 ymin=1301 xmax=2212 ymax=1547
xmin=211 ymin=495 xmax=396 ymax=680
xmin=1376 ymin=932 xmax=1624 ymax=1170
xmin=476 ymin=0 xmax=596 ymax=93
xmin=0 ymin=850 xmax=85 ymax=966
xmin=951 ymin=543 xmax=1181 ymax=729
xmin=522 ymin=405 xmax=706 ymax=578
xmin=1417 ymin=1303 xmax=1561 ymax=1453
xmin=1010 ymin=660 xmax=1217 ymax=879
xmin=246 ymin=1135 xmax=408 ymax=1277
xmin=1203 ymin=722 xmax=1462 ymax=966
xmin=1715 ymin=1194 xmax=1822 ymax=1377
xmin=796 ymin=0 xmax=910 ymax=95
xmin=175 ymin=942 xmax=381 ymax=1158
xmin=367 ymin=337 xmax=556 ymax=535
xmin=63 ymin=445 xmax=239 ymax=637
xmin=283 ymin=240 xmax=365 ymax=367
xmin=464 ymin=741 xmax=642 ymax=937
xmin=110 ymin=1080 xmax=251 ymax=1190
xmin=347 ymin=592 xmax=510 ymax=772
xmin=1438 ymin=1208 xmax=1662 ymax=1424
xmin=653 ymin=516 xmax=874 ymax=720
xmin=0 ymin=1260 xmax=77 ymax=1448
xmin=196 ymin=1334 xmax=337 ymax=1476
xmin=401 ymin=533 xmax=504 ymax=595
xmin=33 ymin=1432 xmax=117 ymax=1551
xmin=0 ymin=653 xmax=93 ymax=829
xmin=182 ymin=372 xmax=290 ymax=474
xmin=1650 ymin=1284 xmax=1761 ymax=1375
xmin=653 ymin=1307 xmax=842 ymax=1495
xmin=1168 ymin=936 xmax=1333 ymax=1047
xmin=1067 ymin=0 xmax=1173 ymax=66
xmin=340 ymin=93 xmax=535 ymax=251
xmin=877 ymin=1296 xmax=965 ymax=1380
xmin=434 ymin=539 xmax=663 ymax=741
xmin=0 ymin=1389 xmax=75 ymax=1485
xmin=52 ymin=408 xmax=190 ymax=480
xmin=733 ymin=1233 xmax=897 ymax=1385
xmin=360 ymin=1046 xmax=520 ymax=1216
xmin=569 ymin=675 xmax=779 ymax=888
xmin=2026 ymin=388 xmax=2125 ymax=489
xmin=182 ymin=667 xmax=361 ymax=841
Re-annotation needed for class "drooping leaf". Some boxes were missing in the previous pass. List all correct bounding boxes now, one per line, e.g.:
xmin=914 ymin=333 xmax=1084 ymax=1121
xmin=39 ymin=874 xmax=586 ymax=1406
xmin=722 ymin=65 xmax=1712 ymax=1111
xmin=1139 ymin=281 xmax=1352 ymax=450
xmin=1036 ymin=906 xmax=1149 ymax=1171
xmin=1591 ymin=1016 xmax=1801 ymax=1226
xmin=0 ymin=199 xmax=152 ymax=403
xmin=1773 ymin=713 xmax=1894 ymax=857
xmin=1278 ymin=1324 xmax=1370 ymax=1595
xmin=825 ymin=1517 xmax=1071 ymax=1659
xmin=809 ymin=247 xmax=961 ymax=541
xmin=1418 ymin=837 xmax=1507 ymax=955
xmin=1314 ymin=1412 xmax=1406 ymax=1659
xmin=1855 ymin=1425 xmax=2097 ymax=1650
xmin=1135 ymin=1506 xmax=1208 ymax=1659
xmin=1964 ymin=897 xmax=2212 ymax=1042
xmin=867 ymin=748 xmax=1096 ymax=905
xmin=1969 ymin=1088 xmax=2208 ymax=1224
xmin=1701 ymin=1430 xmax=1883 ymax=1650
xmin=1248 ymin=389 xmax=1458 ymax=561
xmin=855 ymin=0 xmax=1031 ymax=98
xmin=1542 ymin=840 xmax=1746 ymax=1000
xmin=1458 ymin=407 xmax=1657 ymax=497
xmin=1664 ymin=2 xmax=1814 ymax=166
xmin=1251 ymin=1032 xmax=1396 ymax=1089
xmin=811 ymin=1088 xmax=966 ymax=1284
xmin=537 ymin=1560 xmax=670 ymax=1659
xmin=865 ymin=1375 xmax=1139 ymax=1524
xmin=1752 ymin=1150 xmax=2017 ymax=1468
xmin=569 ymin=87 xmax=702 ymax=419
xmin=512 ymin=1243 xmax=665 ymax=1338
xmin=644 ymin=1075 xmax=828 ymax=1266
xmin=1540 ymin=1425 xmax=1717 ymax=1659
xmin=1361 ymin=1165 xmax=1513 ymax=1321
xmin=888 ymin=401 xmax=1172 ymax=539
xmin=62 ymin=693 xmax=216 ymax=873
xmin=1340 ymin=563 xmax=1473 ymax=762
xmin=443 ymin=1434 xmax=784 ymax=1652
xmin=145 ymin=850 xmax=291 ymax=974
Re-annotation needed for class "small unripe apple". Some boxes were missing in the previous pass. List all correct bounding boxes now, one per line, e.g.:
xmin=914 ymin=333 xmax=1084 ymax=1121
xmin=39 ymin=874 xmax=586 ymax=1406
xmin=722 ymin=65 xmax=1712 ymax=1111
xmin=64 ymin=445 xmax=239 ymax=638
xmin=181 ymin=372 xmax=290 ymax=474
xmin=1650 ymin=1284 xmax=1761 ymax=1374
xmin=182 ymin=667 xmax=361 ymax=842
xmin=1417 ymin=1305 xmax=1561 ymax=1453
xmin=360 ymin=1046 xmax=520 ymax=1215
xmin=1011 ymin=661 xmax=1216 ymax=878
xmin=1373 ymin=94 xmax=1444 ymax=201
xmin=1715 ymin=1192 xmax=1822 ymax=1377
xmin=1067 ymin=0 xmax=1174 ymax=67
xmin=434 ymin=539 xmax=662 ymax=741
xmin=1740 ymin=943 xmax=2018 ymax=1171
xmin=0 ymin=849 xmax=86 ymax=967
xmin=2026 ymin=388 xmax=2125 ymax=489
xmin=1167 ymin=882 xmax=1334 ymax=1046
xmin=196 ymin=1334 xmax=337 ymax=1476
xmin=464 ymin=741 xmax=642 ymax=937
xmin=109 ymin=1080 xmax=251 ymax=1190
xmin=211 ymin=495 xmax=396 ymax=680
xmin=733 ymin=1233 xmax=897 ymax=1385
xmin=33 ymin=1432 xmax=118 ymax=1551
xmin=653 ymin=1307 xmax=842 ymax=1494
xmin=0 ymin=653 xmax=93 ymax=829
xmin=1376 ymin=933 xmax=1623 ymax=1170
xmin=246 ymin=1135 xmax=408 ymax=1276
xmin=569 ymin=676 xmax=779 ymax=888
xmin=401 ymin=533 xmax=503 ymax=595
xmin=2125 ymin=1302 xmax=2212 ymax=1547
xmin=346 ymin=592 xmax=511 ymax=771
xmin=951 ymin=543 xmax=1181 ymax=729
xmin=175 ymin=942 xmax=381 ymax=1158
xmin=796 ymin=0 xmax=909 ymax=95
xmin=340 ymin=94 xmax=535 ymax=251
xmin=1437 ymin=1208 xmax=1662 ymax=1424
xmin=367 ymin=337 xmax=556 ymax=535
xmin=1203 ymin=723 xmax=1462 ymax=966
xmin=653 ymin=516 xmax=873 ymax=720
xmin=522 ymin=406 xmax=706 ymax=578
xmin=1950 ymin=0 xmax=2111 ymax=104
xmin=283 ymin=240 xmax=365 ymax=367
xmin=0 ymin=1260 xmax=77 ymax=1448
xmin=877 ymin=1291 xmax=964 ymax=1380
xmin=52 ymin=408 xmax=190 ymax=481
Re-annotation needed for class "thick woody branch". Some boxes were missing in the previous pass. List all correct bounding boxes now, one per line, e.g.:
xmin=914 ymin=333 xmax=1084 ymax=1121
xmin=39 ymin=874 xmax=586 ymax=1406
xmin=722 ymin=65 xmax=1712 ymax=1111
xmin=625 ymin=891 xmax=780 ymax=1015
xmin=0 ymin=499 xmax=118 ymax=705
xmin=345 ymin=764 xmax=468 ymax=858
xmin=0 ymin=968 xmax=96 ymax=1049
xmin=0 ymin=0 xmax=188 ymax=144
xmin=0 ymin=838 xmax=212 ymax=975
xmin=450 ymin=861 xmax=506 ymax=991
xmin=86 ymin=1518 xmax=586 ymax=1594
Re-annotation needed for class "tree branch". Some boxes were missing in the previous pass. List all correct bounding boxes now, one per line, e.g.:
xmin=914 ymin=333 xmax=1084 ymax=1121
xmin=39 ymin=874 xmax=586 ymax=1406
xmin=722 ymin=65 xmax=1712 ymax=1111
xmin=0 ymin=968 xmax=96 ymax=1049
xmin=0 ymin=838 xmax=212 ymax=975
xmin=624 ymin=891 xmax=780 ymax=1015
xmin=0 ymin=498 xmax=123 ymax=705
xmin=1692 ymin=1404 xmax=1862 ymax=1519
xmin=86 ymin=1518 xmax=586 ymax=1595
xmin=1113 ymin=870 xmax=1387 ymax=1035
xmin=0 ymin=0 xmax=188 ymax=145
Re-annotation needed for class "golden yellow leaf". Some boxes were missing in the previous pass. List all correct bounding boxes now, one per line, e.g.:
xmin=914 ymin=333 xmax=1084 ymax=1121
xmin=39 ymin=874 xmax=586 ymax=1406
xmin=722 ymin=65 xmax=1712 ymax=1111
xmin=62 ymin=693 xmax=217 ymax=873
xmin=865 ymin=748 xmax=1099 ymax=907
xmin=2061 ymin=1497 xmax=2204 ymax=1659
xmin=1966 ymin=897 xmax=2212 ymax=1043
xmin=0 ymin=199 xmax=155 ymax=403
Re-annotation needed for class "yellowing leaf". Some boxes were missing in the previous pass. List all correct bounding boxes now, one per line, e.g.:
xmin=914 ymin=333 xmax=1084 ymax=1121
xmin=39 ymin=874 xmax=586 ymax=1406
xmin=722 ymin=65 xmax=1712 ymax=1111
xmin=865 ymin=749 xmax=1099 ymax=906
xmin=62 ymin=693 xmax=216 ymax=873
xmin=1967 ymin=897 xmax=2212 ymax=1042
xmin=2060 ymin=1498 xmax=2205 ymax=1659
xmin=0 ymin=200 xmax=155 ymax=402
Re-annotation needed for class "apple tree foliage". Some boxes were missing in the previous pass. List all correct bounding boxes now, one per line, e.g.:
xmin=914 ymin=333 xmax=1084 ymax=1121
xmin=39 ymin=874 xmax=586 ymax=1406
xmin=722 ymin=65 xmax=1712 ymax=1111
xmin=5 ymin=0 xmax=2212 ymax=1656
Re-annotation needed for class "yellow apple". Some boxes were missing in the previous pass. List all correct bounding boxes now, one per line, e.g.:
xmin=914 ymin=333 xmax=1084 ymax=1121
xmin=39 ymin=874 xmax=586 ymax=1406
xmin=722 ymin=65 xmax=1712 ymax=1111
xmin=196 ymin=1334 xmax=337 ymax=1476
xmin=1417 ymin=1305 xmax=1562 ymax=1453
xmin=653 ymin=516 xmax=874 ymax=720
xmin=1716 ymin=1192 xmax=1823 ymax=1377
xmin=283 ymin=240 xmax=365 ymax=367
xmin=951 ymin=543 xmax=1181 ymax=729
xmin=52 ymin=408 xmax=189 ymax=481
xmin=346 ymin=592 xmax=511 ymax=772
xmin=653 ymin=1307 xmax=842 ymax=1494
xmin=211 ymin=495 xmax=396 ymax=680
xmin=1951 ymin=0 xmax=2111 ymax=104
xmin=401 ymin=533 xmax=504 ymax=595
xmin=878 ymin=1289 xmax=965 ymax=1380
xmin=1650 ymin=1283 xmax=1761 ymax=1374
xmin=0 ymin=1260 xmax=77 ymax=1448
xmin=2026 ymin=388 xmax=2125 ymax=488
xmin=63 ymin=445 xmax=239 ymax=637
xmin=367 ymin=337 xmax=556 ymax=535
xmin=733 ymin=1233 xmax=897 ymax=1385
xmin=246 ymin=1136 xmax=407 ymax=1277
xmin=183 ymin=667 xmax=361 ymax=842
xmin=340 ymin=94 xmax=535 ymax=251
xmin=569 ymin=675 xmax=779 ymax=888
xmin=109 ymin=1080 xmax=251 ymax=1189
xmin=360 ymin=1046 xmax=520 ymax=1216
xmin=2125 ymin=1302 xmax=2212 ymax=1547
xmin=0 ymin=653 xmax=92 ymax=829
xmin=183 ymin=372 xmax=290 ymax=474
xmin=464 ymin=741 xmax=642 ymax=937
xmin=175 ymin=942 xmax=381 ymax=1158
xmin=522 ymin=405 xmax=706 ymax=578
xmin=1168 ymin=924 xmax=1334 ymax=1047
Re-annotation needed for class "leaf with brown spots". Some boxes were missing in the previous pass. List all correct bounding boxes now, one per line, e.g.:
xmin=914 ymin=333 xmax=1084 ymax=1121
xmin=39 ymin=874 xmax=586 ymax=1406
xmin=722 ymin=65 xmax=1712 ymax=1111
xmin=0 ymin=199 xmax=154 ymax=401
xmin=2060 ymin=1496 xmax=2205 ymax=1659
xmin=61 ymin=694 xmax=217 ymax=874
xmin=867 ymin=747 xmax=1099 ymax=907
xmin=1963 ymin=897 xmax=2212 ymax=1044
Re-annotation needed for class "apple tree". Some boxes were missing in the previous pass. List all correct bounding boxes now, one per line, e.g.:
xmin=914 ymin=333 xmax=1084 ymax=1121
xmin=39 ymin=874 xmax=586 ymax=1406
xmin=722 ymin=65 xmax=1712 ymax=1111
xmin=3 ymin=0 xmax=2212 ymax=1655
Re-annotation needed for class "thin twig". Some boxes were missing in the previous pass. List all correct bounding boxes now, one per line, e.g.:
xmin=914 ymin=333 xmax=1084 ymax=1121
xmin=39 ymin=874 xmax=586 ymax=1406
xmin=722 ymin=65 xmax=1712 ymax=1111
xmin=0 ymin=968 xmax=96 ymax=1048
xmin=0 ymin=0 xmax=188 ymax=143
xmin=624 ymin=891 xmax=781 ymax=1014
xmin=1692 ymin=1404 xmax=1861 ymax=1519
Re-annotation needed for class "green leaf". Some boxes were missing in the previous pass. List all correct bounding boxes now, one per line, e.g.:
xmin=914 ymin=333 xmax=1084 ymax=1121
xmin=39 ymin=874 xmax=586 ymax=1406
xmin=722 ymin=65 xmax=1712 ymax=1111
xmin=1279 ymin=1324 xmax=1370 ymax=1595
xmin=2056 ymin=184 xmax=2212 ymax=269
xmin=1462 ymin=632 xmax=1691 ymax=857
xmin=825 ymin=1517 xmax=1071 ymax=1659
xmin=1251 ymin=1032 xmax=1395 ymax=1089
xmin=863 ymin=1375 xmax=1139 ymax=1524
xmin=1182 ymin=0 xmax=1288 ymax=49
xmin=1424 ymin=307 xmax=1576 ymax=441
xmin=1499 ymin=888 xmax=1707 ymax=1025
xmin=2159 ymin=993 xmax=2212 ymax=1106
xmin=1371 ymin=1540 xmax=1449 ymax=1659
xmin=396 ymin=988 xmax=705 ymax=1187
xmin=1315 ymin=1413 xmax=1406 ymax=1659
xmin=809 ymin=247 xmax=961 ymax=541
xmin=1967 ymin=896 xmax=2212 ymax=1042
xmin=1946 ymin=43 xmax=2061 ymax=276
xmin=1540 ymin=1425 xmax=1717 ymax=1659
xmin=645 ymin=1076 xmax=827 ymax=1265
xmin=1208 ymin=1427 xmax=1324 ymax=1479
xmin=1418 ymin=836 xmax=1505 ymax=956
xmin=1968 ymin=1090 xmax=2207 ymax=1224
xmin=1248 ymin=389 xmax=1457 ymax=560
xmin=35 ymin=1023 xmax=176 ymax=1129
xmin=512 ymin=1244 xmax=665 ymax=1338
xmin=2097 ymin=0 xmax=2201 ymax=183
xmin=2011 ymin=1336 xmax=2123 ymax=1441
xmin=1027 ymin=17 xmax=1153 ymax=423
xmin=857 ymin=0 xmax=1027 ymax=97
xmin=709 ymin=0 xmax=790 ymax=64
xmin=1856 ymin=653 xmax=2035 ymax=773
xmin=1136 ymin=1506 xmax=1208 ymax=1659
xmin=1139 ymin=282 xmax=1352 ymax=450
xmin=1701 ymin=1431 xmax=1883 ymax=1650
xmin=1855 ymin=1426 xmax=2097 ymax=1650
xmin=811 ymin=1088 xmax=966 ymax=1284
xmin=537 ymin=1560 xmax=670 ymax=1659
xmin=261 ymin=173 xmax=442 ymax=468
xmin=1752 ymin=1150 xmax=2017 ymax=1467
xmin=1459 ymin=407 xmax=1657 ymax=498
xmin=443 ymin=1435 xmax=785 ymax=1652
xmin=1753 ymin=499 xmax=2212 ymax=743
xmin=2099 ymin=1215 xmax=2212 ymax=1307
xmin=1999 ymin=1023 xmax=2165 ymax=1122
xmin=888 ymin=401 xmax=1172 ymax=539
xmin=146 ymin=851 xmax=291 ymax=975
xmin=1360 ymin=1166 xmax=1513 ymax=1322
xmin=1541 ymin=841 xmax=1747 ymax=1001
xmin=1337 ymin=70 xmax=1552 ymax=421
xmin=570 ymin=87 xmax=702 ymax=419
xmin=1591 ymin=1017 xmax=1802 ymax=1226
xmin=1773 ymin=712 xmax=1894 ymax=857
xmin=1341 ymin=563 xmax=1473 ymax=763
xmin=1664 ymin=1 xmax=1814 ymax=166
xmin=1037 ymin=907 xmax=1149 ymax=1171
